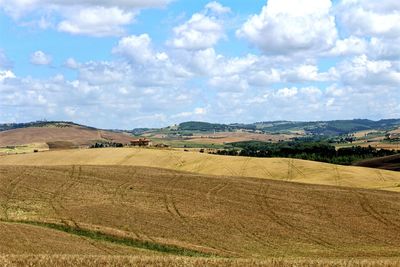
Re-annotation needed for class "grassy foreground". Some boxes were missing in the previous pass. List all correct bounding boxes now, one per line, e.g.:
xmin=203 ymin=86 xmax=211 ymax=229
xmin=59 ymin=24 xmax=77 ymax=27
xmin=1 ymin=255 xmax=400 ymax=267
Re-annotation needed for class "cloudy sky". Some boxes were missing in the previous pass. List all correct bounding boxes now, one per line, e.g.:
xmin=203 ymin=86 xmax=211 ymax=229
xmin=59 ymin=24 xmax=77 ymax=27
xmin=0 ymin=0 xmax=399 ymax=128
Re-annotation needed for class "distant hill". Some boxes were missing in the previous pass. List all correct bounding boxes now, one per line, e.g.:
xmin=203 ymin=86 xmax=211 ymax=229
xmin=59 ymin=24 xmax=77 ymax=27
xmin=256 ymin=119 xmax=400 ymax=135
xmin=0 ymin=121 xmax=136 ymax=149
xmin=158 ymin=119 xmax=400 ymax=136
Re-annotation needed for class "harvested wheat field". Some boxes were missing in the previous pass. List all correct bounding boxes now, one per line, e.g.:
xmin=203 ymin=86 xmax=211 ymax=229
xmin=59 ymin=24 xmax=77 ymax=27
xmin=0 ymin=165 xmax=400 ymax=264
xmin=1 ymin=147 xmax=400 ymax=192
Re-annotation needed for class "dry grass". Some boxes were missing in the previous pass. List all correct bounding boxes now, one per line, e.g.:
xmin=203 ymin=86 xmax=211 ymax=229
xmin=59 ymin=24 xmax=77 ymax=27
xmin=0 ymin=221 xmax=158 ymax=256
xmin=1 ymin=148 xmax=400 ymax=192
xmin=1 ymin=255 xmax=399 ymax=267
xmin=1 ymin=165 xmax=400 ymax=260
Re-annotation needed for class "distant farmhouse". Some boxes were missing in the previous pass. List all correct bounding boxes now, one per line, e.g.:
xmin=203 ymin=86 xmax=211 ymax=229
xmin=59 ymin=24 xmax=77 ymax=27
xmin=130 ymin=138 xmax=151 ymax=147
xmin=385 ymin=133 xmax=400 ymax=141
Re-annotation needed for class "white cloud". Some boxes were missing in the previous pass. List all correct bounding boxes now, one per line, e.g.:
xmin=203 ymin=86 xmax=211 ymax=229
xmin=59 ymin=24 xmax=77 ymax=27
xmin=338 ymin=0 xmax=400 ymax=38
xmin=57 ymin=7 xmax=135 ymax=37
xmin=30 ymin=50 xmax=52 ymax=65
xmin=205 ymin=2 xmax=231 ymax=14
xmin=0 ymin=0 xmax=172 ymax=18
xmin=237 ymin=0 xmax=337 ymax=55
xmin=0 ymin=70 xmax=16 ymax=82
xmin=337 ymin=55 xmax=400 ymax=86
xmin=0 ymin=0 xmax=171 ymax=36
xmin=65 ymin=58 xmax=80 ymax=69
xmin=112 ymin=34 xmax=155 ymax=64
xmin=168 ymin=3 xmax=228 ymax=50
xmin=329 ymin=36 xmax=368 ymax=56
xmin=275 ymin=87 xmax=298 ymax=98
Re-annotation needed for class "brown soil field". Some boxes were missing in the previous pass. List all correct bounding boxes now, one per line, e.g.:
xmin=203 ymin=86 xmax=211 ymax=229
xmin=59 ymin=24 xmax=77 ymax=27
xmin=1 ymin=148 xmax=400 ymax=192
xmin=0 ymin=125 xmax=135 ymax=147
xmin=355 ymin=154 xmax=400 ymax=172
xmin=1 ymin=165 xmax=400 ymax=261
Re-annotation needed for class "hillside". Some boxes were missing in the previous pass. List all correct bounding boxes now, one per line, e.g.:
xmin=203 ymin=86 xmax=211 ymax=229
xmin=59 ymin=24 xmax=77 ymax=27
xmin=354 ymin=154 xmax=400 ymax=172
xmin=1 ymin=148 xmax=400 ymax=192
xmin=139 ymin=119 xmax=400 ymax=136
xmin=0 ymin=122 xmax=136 ymax=151
xmin=1 ymin=165 xmax=400 ymax=263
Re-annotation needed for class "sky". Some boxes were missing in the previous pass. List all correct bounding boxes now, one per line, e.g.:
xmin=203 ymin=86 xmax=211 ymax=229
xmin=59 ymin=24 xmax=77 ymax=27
xmin=0 ymin=0 xmax=399 ymax=129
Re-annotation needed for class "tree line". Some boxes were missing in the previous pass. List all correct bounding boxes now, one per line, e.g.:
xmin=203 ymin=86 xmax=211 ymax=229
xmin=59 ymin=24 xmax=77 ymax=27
xmin=211 ymin=141 xmax=399 ymax=165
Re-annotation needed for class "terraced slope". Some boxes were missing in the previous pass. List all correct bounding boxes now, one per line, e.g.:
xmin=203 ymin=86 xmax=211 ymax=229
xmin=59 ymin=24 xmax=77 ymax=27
xmin=1 ymin=165 xmax=400 ymax=260
xmin=1 ymin=148 xmax=400 ymax=192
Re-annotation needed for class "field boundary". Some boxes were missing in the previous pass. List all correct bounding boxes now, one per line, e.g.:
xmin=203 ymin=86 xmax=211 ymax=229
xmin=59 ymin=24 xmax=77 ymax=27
xmin=1 ymin=220 xmax=217 ymax=258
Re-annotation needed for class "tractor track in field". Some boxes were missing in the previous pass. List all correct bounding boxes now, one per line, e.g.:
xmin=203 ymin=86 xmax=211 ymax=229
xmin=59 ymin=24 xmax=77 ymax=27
xmin=192 ymin=155 xmax=212 ymax=173
xmin=356 ymin=191 xmax=400 ymax=231
xmin=112 ymin=169 xmax=155 ymax=242
xmin=260 ymin=166 xmax=275 ymax=180
xmin=255 ymin=183 xmax=334 ymax=249
xmin=48 ymin=166 xmax=118 ymax=254
xmin=2 ymin=168 xmax=27 ymax=220
xmin=239 ymin=157 xmax=252 ymax=177
xmin=376 ymin=170 xmax=386 ymax=182
xmin=203 ymin=179 xmax=259 ymax=255
xmin=289 ymin=159 xmax=306 ymax=180
xmin=167 ymin=151 xmax=186 ymax=169
xmin=286 ymin=159 xmax=294 ymax=181
xmin=234 ymin=220 xmax=277 ymax=250
xmin=206 ymin=182 xmax=229 ymax=204
xmin=318 ymin=194 xmax=396 ymax=246
xmin=163 ymin=175 xmax=238 ymax=256
xmin=49 ymin=166 xmax=80 ymax=227
xmin=334 ymin=166 xmax=341 ymax=186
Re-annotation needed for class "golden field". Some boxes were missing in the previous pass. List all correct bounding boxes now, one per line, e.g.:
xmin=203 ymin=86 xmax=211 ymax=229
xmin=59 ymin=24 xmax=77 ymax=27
xmin=1 ymin=148 xmax=400 ymax=266
xmin=1 ymin=147 xmax=400 ymax=192
xmin=0 ymin=165 xmax=400 ymax=264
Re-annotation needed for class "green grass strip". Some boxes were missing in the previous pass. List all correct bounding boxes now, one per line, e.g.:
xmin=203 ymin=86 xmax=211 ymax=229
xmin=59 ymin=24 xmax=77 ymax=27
xmin=6 ymin=220 xmax=215 ymax=258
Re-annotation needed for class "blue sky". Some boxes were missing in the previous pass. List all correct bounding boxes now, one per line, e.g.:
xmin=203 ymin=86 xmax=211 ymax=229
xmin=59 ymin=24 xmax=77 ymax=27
xmin=0 ymin=0 xmax=399 ymax=128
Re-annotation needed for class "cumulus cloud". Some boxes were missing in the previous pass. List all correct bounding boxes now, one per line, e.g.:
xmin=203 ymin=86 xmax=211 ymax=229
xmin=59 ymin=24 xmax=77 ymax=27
xmin=237 ymin=0 xmax=337 ymax=56
xmin=167 ymin=3 xmax=228 ymax=50
xmin=205 ymin=2 xmax=231 ymax=14
xmin=30 ymin=50 xmax=52 ymax=65
xmin=338 ymin=0 xmax=400 ymax=38
xmin=0 ymin=70 xmax=16 ymax=82
xmin=113 ymin=34 xmax=157 ymax=64
xmin=1 ymin=1 xmax=400 ymax=126
xmin=335 ymin=0 xmax=400 ymax=61
xmin=0 ymin=0 xmax=171 ymax=36
xmin=337 ymin=54 xmax=400 ymax=86
xmin=57 ymin=7 xmax=135 ymax=37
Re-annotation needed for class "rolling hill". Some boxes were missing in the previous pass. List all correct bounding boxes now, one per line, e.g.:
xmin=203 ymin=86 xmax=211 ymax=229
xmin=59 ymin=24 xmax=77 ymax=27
xmin=354 ymin=154 xmax=400 ymax=172
xmin=139 ymin=119 xmax=400 ymax=136
xmin=0 ymin=122 xmax=136 ymax=151
xmin=1 ymin=147 xmax=400 ymax=192
xmin=0 ymin=165 xmax=400 ymax=265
